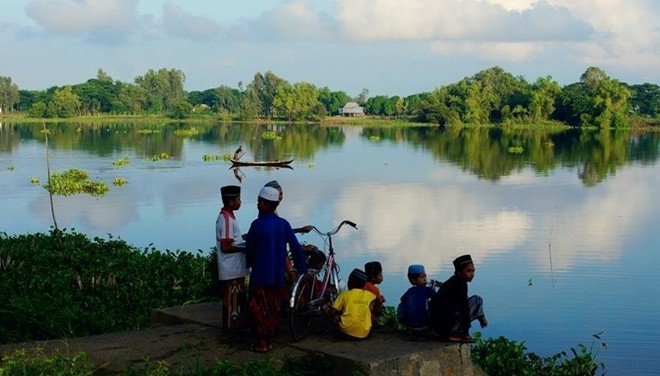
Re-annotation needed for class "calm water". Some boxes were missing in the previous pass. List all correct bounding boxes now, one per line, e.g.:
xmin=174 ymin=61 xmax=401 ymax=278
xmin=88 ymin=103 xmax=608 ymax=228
xmin=1 ymin=122 xmax=659 ymax=374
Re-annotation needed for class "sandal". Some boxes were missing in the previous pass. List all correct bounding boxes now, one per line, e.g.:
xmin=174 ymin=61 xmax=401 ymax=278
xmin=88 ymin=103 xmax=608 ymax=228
xmin=448 ymin=335 xmax=474 ymax=343
xmin=248 ymin=344 xmax=269 ymax=353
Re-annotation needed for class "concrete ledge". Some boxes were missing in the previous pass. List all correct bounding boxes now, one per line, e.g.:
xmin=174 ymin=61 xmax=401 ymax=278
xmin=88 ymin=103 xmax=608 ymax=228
xmin=1 ymin=303 xmax=484 ymax=376
xmin=152 ymin=303 xmax=484 ymax=376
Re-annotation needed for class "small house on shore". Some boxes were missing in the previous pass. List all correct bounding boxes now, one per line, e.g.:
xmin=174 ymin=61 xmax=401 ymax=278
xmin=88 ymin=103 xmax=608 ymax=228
xmin=339 ymin=102 xmax=365 ymax=117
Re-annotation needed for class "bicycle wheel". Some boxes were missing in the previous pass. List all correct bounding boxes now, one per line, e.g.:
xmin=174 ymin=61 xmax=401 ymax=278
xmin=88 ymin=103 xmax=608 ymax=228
xmin=289 ymin=273 xmax=316 ymax=341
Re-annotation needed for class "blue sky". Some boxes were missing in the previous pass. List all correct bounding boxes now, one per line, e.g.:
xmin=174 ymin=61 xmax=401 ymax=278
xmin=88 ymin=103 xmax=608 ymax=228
xmin=1 ymin=0 xmax=658 ymax=97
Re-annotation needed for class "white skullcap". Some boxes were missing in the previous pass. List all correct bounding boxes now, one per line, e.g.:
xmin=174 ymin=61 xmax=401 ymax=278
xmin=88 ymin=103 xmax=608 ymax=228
xmin=258 ymin=186 xmax=280 ymax=202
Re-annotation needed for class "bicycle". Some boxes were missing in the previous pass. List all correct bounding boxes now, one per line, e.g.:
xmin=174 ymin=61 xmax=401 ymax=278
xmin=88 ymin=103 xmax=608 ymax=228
xmin=289 ymin=220 xmax=358 ymax=341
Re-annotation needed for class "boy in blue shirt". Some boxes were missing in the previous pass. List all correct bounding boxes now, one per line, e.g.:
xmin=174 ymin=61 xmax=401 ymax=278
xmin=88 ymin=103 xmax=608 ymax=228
xmin=397 ymin=264 xmax=435 ymax=333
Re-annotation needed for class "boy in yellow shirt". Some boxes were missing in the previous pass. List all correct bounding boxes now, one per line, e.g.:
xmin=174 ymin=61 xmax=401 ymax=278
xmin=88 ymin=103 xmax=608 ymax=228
xmin=324 ymin=268 xmax=377 ymax=339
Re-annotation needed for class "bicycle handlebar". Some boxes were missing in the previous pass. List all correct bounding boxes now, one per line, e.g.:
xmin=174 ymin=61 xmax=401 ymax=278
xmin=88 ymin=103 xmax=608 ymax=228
xmin=310 ymin=220 xmax=358 ymax=237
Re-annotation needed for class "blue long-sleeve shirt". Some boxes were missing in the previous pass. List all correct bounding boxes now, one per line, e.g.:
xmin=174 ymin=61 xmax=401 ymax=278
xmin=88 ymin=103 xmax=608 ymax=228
xmin=245 ymin=212 xmax=307 ymax=287
xmin=397 ymin=285 xmax=434 ymax=329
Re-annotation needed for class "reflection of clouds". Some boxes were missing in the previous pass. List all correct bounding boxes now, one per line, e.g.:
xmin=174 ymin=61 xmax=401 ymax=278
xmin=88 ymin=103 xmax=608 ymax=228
xmin=335 ymin=182 xmax=533 ymax=275
xmin=333 ymin=165 xmax=658 ymax=277
xmin=541 ymin=167 xmax=655 ymax=270
xmin=30 ymin=191 xmax=138 ymax=234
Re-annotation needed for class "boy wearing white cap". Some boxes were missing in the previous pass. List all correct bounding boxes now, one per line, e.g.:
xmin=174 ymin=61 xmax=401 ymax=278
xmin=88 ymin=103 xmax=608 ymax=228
xmin=245 ymin=186 xmax=308 ymax=353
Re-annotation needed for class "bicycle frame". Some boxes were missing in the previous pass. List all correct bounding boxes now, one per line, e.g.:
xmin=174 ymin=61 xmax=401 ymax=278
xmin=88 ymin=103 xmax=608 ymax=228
xmin=289 ymin=220 xmax=357 ymax=341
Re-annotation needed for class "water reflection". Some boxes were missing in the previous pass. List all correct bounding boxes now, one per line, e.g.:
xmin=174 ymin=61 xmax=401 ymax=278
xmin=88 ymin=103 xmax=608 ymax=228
xmin=1 ymin=122 xmax=659 ymax=374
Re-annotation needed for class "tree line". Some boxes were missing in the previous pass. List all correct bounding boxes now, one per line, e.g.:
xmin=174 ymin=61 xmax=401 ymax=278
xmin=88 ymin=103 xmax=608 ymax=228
xmin=0 ymin=66 xmax=658 ymax=127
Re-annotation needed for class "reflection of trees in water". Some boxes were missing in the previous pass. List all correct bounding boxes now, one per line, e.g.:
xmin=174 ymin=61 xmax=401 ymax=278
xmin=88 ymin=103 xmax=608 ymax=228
xmin=3 ymin=122 xmax=658 ymax=186
xmin=1 ymin=122 xmax=347 ymax=162
xmin=0 ymin=123 xmax=23 ymax=153
xmin=363 ymin=126 xmax=660 ymax=186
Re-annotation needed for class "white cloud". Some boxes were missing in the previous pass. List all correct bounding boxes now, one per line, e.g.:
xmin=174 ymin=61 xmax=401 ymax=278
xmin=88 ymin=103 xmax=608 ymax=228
xmin=161 ymin=2 xmax=222 ymax=41
xmin=26 ymin=0 xmax=139 ymax=34
xmin=334 ymin=0 xmax=590 ymax=42
xmin=232 ymin=0 xmax=337 ymax=41
xmin=430 ymin=41 xmax=544 ymax=62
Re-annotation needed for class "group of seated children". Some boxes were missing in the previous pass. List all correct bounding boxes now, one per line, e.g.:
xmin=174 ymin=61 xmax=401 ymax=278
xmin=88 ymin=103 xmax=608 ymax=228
xmin=325 ymin=254 xmax=487 ymax=343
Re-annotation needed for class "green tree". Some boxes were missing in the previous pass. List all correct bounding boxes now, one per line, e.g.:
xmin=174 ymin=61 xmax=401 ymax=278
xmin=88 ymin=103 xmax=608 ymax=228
xmin=245 ymin=71 xmax=288 ymax=119
xmin=50 ymin=86 xmax=81 ymax=117
xmin=593 ymin=77 xmax=630 ymax=128
xmin=215 ymin=86 xmax=241 ymax=113
xmin=0 ymin=76 xmax=20 ymax=113
xmin=529 ymin=76 xmax=561 ymax=122
xmin=318 ymin=87 xmax=351 ymax=115
xmin=73 ymin=76 xmax=118 ymax=115
xmin=273 ymin=81 xmax=320 ymax=121
xmin=555 ymin=83 xmax=593 ymax=126
xmin=135 ymin=68 xmax=185 ymax=112
xmin=116 ymin=83 xmax=147 ymax=114
xmin=578 ymin=67 xmax=630 ymax=128
xmin=169 ymin=99 xmax=193 ymax=119
xmin=628 ymin=83 xmax=660 ymax=118
xmin=395 ymin=97 xmax=405 ymax=117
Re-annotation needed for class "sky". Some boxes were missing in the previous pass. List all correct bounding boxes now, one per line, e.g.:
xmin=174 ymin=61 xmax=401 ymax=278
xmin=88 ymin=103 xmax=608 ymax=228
xmin=1 ymin=0 xmax=659 ymax=97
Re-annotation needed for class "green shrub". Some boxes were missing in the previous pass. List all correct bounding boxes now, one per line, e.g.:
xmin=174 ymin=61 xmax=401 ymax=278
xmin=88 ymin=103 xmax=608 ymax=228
xmin=0 ymin=347 xmax=95 ymax=375
xmin=471 ymin=332 xmax=606 ymax=376
xmin=0 ymin=229 xmax=215 ymax=343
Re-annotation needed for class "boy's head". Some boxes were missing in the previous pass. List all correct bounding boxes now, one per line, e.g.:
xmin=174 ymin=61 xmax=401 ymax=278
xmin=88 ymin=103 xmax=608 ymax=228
xmin=220 ymin=185 xmax=241 ymax=209
xmin=347 ymin=268 xmax=368 ymax=290
xmin=264 ymin=180 xmax=284 ymax=202
xmin=257 ymin=186 xmax=280 ymax=213
xmin=407 ymin=264 xmax=427 ymax=286
xmin=364 ymin=261 xmax=383 ymax=284
xmin=453 ymin=254 xmax=475 ymax=282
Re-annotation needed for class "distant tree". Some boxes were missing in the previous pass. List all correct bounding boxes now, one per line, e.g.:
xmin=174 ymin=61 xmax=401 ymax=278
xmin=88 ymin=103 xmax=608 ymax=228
xmin=135 ymin=68 xmax=185 ymax=112
xmin=73 ymin=77 xmax=118 ymax=114
xmin=555 ymin=82 xmax=593 ymax=126
xmin=18 ymin=90 xmax=39 ymax=112
xmin=628 ymin=83 xmax=660 ymax=118
xmin=404 ymin=93 xmax=430 ymax=116
xmin=28 ymin=102 xmax=48 ymax=118
xmin=273 ymin=81 xmax=320 ymax=121
xmin=215 ymin=86 xmax=241 ymax=113
xmin=116 ymin=83 xmax=147 ymax=114
xmin=49 ymin=86 xmax=81 ymax=117
xmin=169 ymin=99 xmax=193 ymax=119
xmin=580 ymin=67 xmax=608 ymax=93
xmin=395 ymin=97 xmax=405 ymax=117
xmin=365 ymin=95 xmax=388 ymax=115
xmin=0 ymin=76 xmax=20 ymax=113
xmin=96 ymin=68 xmax=113 ymax=82
xmin=356 ymin=88 xmax=369 ymax=105
xmin=318 ymin=87 xmax=351 ymax=115
xmin=529 ymin=76 xmax=561 ymax=122
xmin=593 ymin=76 xmax=630 ymax=128
xmin=245 ymin=71 xmax=288 ymax=119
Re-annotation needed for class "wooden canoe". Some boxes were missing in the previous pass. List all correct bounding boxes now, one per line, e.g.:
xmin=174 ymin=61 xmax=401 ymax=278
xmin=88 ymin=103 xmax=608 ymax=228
xmin=230 ymin=159 xmax=294 ymax=167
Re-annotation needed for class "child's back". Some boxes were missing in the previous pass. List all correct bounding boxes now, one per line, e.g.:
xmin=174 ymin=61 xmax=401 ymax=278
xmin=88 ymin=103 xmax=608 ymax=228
xmin=333 ymin=287 xmax=376 ymax=339
xmin=327 ymin=268 xmax=377 ymax=339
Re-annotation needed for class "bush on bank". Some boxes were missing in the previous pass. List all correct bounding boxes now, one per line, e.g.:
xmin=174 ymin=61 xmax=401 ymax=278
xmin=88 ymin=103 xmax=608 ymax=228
xmin=0 ymin=229 xmax=216 ymax=343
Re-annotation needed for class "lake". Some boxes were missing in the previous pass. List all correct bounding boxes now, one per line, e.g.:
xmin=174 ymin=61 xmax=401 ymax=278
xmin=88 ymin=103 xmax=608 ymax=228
xmin=1 ymin=121 xmax=659 ymax=374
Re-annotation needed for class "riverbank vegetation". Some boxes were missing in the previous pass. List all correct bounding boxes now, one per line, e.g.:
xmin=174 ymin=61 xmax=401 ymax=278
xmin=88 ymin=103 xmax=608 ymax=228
xmin=1 ymin=66 xmax=658 ymax=128
xmin=0 ymin=230 xmax=605 ymax=375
